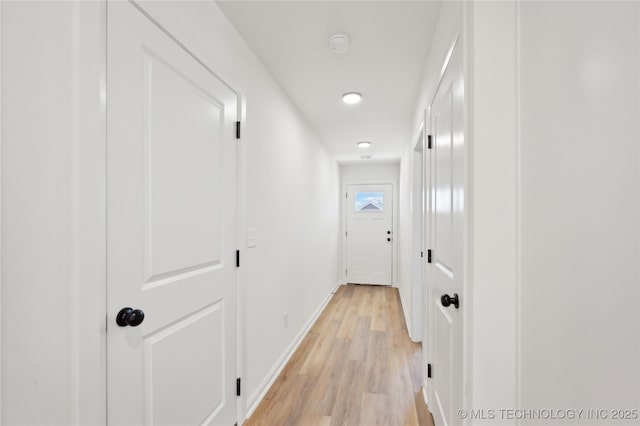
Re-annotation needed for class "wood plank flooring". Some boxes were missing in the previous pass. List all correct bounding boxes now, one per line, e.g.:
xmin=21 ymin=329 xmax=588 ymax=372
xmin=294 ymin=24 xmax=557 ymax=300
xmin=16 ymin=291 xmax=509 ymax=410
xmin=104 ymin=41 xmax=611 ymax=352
xmin=244 ymin=284 xmax=435 ymax=426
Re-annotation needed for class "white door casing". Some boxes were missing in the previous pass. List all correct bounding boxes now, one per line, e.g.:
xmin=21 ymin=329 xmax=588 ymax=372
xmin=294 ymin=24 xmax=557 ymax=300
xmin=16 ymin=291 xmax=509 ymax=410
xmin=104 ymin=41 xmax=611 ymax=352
xmin=428 ymin=38 xmax=464 ymax=426
xmin=346 ymin=184 xmax=393 ymax=286
xmin=411 ymin=129 xmax=425 ymax=342
xmin=106 ymin=2 xmax=238 ymax=425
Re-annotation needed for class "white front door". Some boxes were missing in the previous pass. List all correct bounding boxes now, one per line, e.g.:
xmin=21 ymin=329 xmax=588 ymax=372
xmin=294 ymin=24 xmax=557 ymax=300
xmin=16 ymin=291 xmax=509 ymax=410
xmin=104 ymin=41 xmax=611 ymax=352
xmin=346 ymin=184 xmax=393 ymax=285
xmin=428 ymin=39 xmax=464 ymax=426
xmin=106 ymin=2 xmax=238 ymax=425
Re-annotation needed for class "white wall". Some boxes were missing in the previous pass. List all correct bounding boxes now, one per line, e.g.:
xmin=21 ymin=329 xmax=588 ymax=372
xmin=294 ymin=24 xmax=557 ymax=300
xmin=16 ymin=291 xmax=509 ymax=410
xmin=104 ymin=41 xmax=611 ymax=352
xmin=466 ymin=0 xmax=640 ymax=421
xmin=517 ymin=0 xmax=639 ymax=416
xmin=340 ymin=161 xmax=400 ymax=184
xmin=340 ymin=161 xmax=400 ymax=287
xmin=1 ymin=0 xmax=341 ymax=423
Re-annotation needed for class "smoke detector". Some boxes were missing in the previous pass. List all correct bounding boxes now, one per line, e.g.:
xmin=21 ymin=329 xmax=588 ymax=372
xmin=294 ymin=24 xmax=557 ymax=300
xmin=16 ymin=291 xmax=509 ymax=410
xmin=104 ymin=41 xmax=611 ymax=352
xmin=329 ymin=34 xmax=350 ymax=55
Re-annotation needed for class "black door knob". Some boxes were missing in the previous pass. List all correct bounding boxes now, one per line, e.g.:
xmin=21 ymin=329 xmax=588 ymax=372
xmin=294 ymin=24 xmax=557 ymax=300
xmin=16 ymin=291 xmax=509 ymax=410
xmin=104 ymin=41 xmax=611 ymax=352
xmin=116 ymin=307 xmax=145 ymax=327
xmin=387 ymin=231 xmax=391 ymax=235
xmin=387 ymin=237 xmax=391 ymax=242
xmin=441 ymin=293 xmax=460 ymax=309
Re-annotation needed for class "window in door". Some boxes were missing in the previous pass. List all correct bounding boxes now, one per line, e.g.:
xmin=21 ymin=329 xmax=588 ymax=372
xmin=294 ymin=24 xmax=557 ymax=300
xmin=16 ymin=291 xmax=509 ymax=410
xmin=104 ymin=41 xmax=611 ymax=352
xmin=355 ymin=191 xmax=384 ymax=211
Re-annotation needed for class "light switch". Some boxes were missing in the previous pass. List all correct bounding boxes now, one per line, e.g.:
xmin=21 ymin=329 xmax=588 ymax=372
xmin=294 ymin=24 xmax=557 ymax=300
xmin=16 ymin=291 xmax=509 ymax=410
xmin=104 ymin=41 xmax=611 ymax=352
xmin=247 ymin=227 xmax=257 ymax=248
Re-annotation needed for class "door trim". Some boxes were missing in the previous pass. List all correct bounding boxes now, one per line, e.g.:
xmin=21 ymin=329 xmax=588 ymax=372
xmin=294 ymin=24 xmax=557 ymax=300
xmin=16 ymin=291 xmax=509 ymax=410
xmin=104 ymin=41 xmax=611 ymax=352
xmin=342 ymin=180 xmax=398 ymax=287
xmin=0 ymin=3 xmax=3 ymax=419
xmin=72 ymin=2 xmax=108 ymax=424
xmin=409 ymin=122 xmax=425 ymax=343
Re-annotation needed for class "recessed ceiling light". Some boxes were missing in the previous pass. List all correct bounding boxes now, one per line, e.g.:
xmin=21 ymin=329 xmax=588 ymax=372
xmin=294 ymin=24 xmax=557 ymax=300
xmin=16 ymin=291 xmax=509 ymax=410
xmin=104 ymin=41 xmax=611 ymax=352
xmin=342 ymin=92 xmax=362 ymax=104
xmin=329 ymin=34 xmax=350 ymax=55
xmin=358 ymin=141 xmax=371 ymax=149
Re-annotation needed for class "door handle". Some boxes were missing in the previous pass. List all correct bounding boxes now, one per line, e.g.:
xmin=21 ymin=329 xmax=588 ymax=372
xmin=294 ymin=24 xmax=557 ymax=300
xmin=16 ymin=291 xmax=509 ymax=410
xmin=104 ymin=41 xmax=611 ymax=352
xmin=387 ymin=237 xmax=391 ymax=242
xmin=441 ymin=293 xmax=459 ymax=309
xmin=116 ymin=307 xmax=145 ymax=327
xmin=387 ymin=231 xmax=391 ymax=235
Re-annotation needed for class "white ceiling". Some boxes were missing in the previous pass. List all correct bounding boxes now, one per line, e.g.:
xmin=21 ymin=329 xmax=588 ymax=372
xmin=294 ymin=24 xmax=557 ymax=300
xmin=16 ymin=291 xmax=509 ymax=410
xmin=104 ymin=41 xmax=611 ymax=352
xmin=218 ymin=1 xmax=442 ymax=163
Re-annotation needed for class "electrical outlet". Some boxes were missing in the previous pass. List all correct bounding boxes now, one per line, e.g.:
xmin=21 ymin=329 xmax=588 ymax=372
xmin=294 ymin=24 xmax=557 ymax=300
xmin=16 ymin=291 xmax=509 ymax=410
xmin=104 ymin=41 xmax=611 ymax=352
xmin=247 ymin=228 xmax=257 ymax=248
xmin=283 ymin=312 xmax=288 ymax=328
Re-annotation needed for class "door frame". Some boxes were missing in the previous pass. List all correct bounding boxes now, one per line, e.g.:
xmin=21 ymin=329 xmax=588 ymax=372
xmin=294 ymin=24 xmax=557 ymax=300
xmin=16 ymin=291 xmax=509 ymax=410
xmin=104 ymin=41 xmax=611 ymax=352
xmin=73 ymin=2 xmax=108 ymax=423
xmin=342 ymin=180 xmax=398 ymax=287
xmin=0 ymin=4 xmax=3 ymax=420
xmin=410 ymin=122 xmax=426 ymax=342
xmin=70 ymin=1 xmax=247 ymax=424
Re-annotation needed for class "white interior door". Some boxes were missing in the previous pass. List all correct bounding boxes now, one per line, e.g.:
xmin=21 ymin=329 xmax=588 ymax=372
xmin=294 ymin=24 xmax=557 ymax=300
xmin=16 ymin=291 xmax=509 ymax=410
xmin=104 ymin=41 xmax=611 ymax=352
xmin=428 ymin=39 xmax=464 ymax=426
xmin=106 ymin=2 xmax=238 ymax=425
xmin=346 ymin=184 xmax=393 ymax=285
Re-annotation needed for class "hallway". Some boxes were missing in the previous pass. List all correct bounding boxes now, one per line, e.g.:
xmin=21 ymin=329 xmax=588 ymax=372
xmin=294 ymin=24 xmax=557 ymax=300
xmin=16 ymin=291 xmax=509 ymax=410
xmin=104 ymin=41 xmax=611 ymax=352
xmin=246 ymin=285 xmax=433 ymax=426
xmin=2 ymin=1 xmax=639 ymax=424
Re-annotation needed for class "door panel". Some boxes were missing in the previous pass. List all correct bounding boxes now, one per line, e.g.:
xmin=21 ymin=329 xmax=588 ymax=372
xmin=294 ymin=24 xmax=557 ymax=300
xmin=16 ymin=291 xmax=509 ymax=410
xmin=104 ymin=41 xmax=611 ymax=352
xmin=145 ymin=303 xmax=224 ymax=426
xmin=434 ymin=91 xmax=453 ymax=274
xmin=346 ymin=184 xmax=393 ymax=285
xmin=107 ymin=2 xmax=237 ymax=425
xmin=428 ymin=39 xmax=464 ymax=426
xmin=434 ymin=304 xmax=454 ymax=423
xmin=143 ymin=51 xmax=223 ymax=280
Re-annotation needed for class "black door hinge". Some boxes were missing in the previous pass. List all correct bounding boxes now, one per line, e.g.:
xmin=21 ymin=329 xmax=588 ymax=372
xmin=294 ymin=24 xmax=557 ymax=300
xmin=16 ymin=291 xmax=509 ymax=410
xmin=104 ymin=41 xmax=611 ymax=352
xmin=427 ymin=134 xmax=433 ymax=149
xmin=427 ymin=363 xmax=432 ymax=378
xmin=427 ymin=249 xmax=432 ymax=263
xmin=421 ymin=251 xmax=424 ymax=258
xmin=236 ymin=121 xmax=241 ymax=139
xmin=236 ymin=377 xmax=241 ymax=396
xmin=236 ymin=250 xmax=240 ymax=268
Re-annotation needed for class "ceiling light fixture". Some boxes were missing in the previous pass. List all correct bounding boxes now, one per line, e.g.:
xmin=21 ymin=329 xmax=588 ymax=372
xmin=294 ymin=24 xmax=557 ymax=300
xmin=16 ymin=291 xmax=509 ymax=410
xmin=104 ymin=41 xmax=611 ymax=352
xmin=358 ymin=141 xmax=371 ymax=149
xmin=342 ymin=92 xmax=362 ymax=104
xmin=329 ymin=34 xmax=350 ymax=55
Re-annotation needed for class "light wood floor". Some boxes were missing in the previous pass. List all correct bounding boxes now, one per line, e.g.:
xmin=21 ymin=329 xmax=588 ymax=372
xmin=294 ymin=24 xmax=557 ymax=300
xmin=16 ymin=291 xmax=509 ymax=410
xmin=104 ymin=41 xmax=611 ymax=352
xmin=244 ymin=284 xmax=435 ymax=426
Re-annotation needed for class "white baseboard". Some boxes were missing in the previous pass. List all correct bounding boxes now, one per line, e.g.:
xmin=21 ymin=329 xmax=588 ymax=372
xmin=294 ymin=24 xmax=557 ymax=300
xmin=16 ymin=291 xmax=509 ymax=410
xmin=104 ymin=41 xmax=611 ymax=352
xmin=244 ymin=282 xmax=342 ymax=420
xmin=404 ymin=310 xmax=414 ymax=341
xmin=397 ymin=286 xmax=418 ymax=342
xmin=422 ymin=382 xmax=430 ymax=407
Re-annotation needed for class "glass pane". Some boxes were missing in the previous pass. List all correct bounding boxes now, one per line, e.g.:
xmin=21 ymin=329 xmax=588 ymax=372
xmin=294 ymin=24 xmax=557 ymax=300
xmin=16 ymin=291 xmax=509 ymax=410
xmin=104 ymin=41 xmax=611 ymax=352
xmin=355 ymin=191 xmax=384 ymax=212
